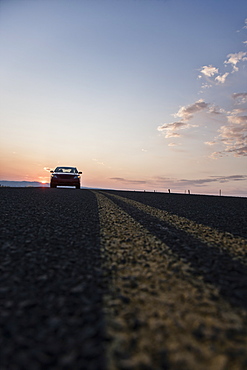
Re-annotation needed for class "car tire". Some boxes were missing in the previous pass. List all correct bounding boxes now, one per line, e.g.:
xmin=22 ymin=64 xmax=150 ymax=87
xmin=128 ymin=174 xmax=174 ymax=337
xmin=50 ymin=183 xmax=56 ymax=188
xmin=76 ymin=184 xmax=80 ymax=189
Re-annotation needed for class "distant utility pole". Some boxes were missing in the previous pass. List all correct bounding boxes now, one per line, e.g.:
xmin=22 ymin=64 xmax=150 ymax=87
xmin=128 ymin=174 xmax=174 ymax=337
xmin=219 ymin=189 xmax=222 ymax=196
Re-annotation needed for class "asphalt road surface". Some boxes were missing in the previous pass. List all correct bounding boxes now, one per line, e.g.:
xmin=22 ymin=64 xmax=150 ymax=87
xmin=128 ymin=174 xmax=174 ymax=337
xmin=0 ymin=188 xmax=247 ymax=370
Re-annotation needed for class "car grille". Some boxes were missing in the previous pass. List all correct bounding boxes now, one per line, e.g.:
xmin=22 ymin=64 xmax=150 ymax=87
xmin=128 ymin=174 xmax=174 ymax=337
xmin=57 ymin=175 xmax=75 ymax=179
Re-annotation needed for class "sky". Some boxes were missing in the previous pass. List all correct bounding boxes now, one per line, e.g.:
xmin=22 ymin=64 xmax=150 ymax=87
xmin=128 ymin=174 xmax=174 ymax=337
xmin=0 ymin=0 xmax=247 ymax=196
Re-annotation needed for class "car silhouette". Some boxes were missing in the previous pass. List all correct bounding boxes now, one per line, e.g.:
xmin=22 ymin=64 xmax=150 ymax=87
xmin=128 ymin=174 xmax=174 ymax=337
xmin=50 ymin=167 xmax=82 ymax=189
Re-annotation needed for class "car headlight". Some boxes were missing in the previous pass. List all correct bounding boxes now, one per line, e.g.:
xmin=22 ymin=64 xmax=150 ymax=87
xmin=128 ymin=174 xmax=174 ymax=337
xmin=52 ymin=175 xmax=57 ymax=178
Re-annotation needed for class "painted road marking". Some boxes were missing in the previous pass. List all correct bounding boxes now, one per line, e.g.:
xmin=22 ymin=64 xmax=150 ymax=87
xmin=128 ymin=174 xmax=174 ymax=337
xmin=102 ymin=192 xmax=247 ymax=264
xmin=94 ymin=191 xmax=247 ymax=370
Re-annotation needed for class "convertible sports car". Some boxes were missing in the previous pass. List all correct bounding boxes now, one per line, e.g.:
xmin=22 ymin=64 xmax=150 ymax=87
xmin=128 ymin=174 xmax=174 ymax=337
xmin=50 ymin=167 xmax=82 ymax=189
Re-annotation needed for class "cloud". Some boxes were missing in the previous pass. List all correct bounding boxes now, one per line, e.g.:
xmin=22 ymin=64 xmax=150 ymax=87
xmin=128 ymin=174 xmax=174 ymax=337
xmin=224 ymin=51 xmax=247 ymax=72
xmin=158 ymin=121 xmax=189 ymax=131
xmin=225 ymin=145 xmax=247 ymax=156
xmin=230 ymin=108 xmax=247 ymax=115
xmin=168 ymin=142 xmax=180 ymax=146
xmin=177 ymin=175 xmax=247 ymax=187
xmin=200 ymin=65 xmax=218 ymax=77
xmin=207 ymin=112 xmax=247 ymax=158
xmin=216 ymin=115 xmax=247 ymax=157
xmin=163 ymin=131 xmax=181 ymax=138
xmin=166 ymin=121 xmax=187 ymax=129
xmin=158 ymin=100 xmax=211 ymax=140
xmin=198 ymin=66 xmax=230 ymax=84
xmin=200 ymin=82 xmax=212 ymax=90
xmin=174 ymin=99 xmax=209 ymax=120
xmin=198 ymin=25 xmax=247 ymax=87
xmin=158 ymin=98 xmax=246 ymax=156
xmin=110 ymin=177 xmax=146 ymax=184
xmin=152 ymin=175 xmax=247 ymax=188
xmin=158 ymin=18 xmax=247 ymax=157
xmin=108 ymin=175 xmax=247 ymax=192
xmin=232 ymin=92 xmax=247 ymax=104
xmin=157 ymin=121 xmax=197 ymax=138
xmin=208 ymin=105 xmax=224 ymax=115
xmin=215 ymin=72 xmax=229 ymax=84
xmin=157 ymin=121 xmax=184 ymax=136
xmin=227 ymin=115 xmax=247 ymax=125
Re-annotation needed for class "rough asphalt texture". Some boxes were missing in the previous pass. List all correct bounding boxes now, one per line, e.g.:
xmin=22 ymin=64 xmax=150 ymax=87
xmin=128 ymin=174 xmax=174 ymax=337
xmin=0 ymin=188 xmax=247 ymax=370
xmin=0 ymin=188 xmax=105 ymax=370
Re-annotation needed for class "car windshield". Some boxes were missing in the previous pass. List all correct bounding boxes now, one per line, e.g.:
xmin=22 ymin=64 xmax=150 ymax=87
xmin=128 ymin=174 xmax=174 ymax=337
xmin=54 ymin=167 xmax=78 ymax=173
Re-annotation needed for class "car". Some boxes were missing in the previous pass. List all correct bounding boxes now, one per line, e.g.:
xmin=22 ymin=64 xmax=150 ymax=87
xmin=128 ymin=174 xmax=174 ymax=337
xmin=50 ymin=166 xmax=82 ymax=189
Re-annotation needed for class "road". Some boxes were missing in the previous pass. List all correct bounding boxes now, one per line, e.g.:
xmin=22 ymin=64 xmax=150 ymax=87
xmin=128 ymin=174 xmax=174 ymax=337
xmin=0 ymin=188 xmax=247 ymax=370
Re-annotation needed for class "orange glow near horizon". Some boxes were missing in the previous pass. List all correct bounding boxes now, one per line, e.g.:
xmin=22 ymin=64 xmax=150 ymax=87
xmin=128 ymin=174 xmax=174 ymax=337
xmin=1 ymin=153 xmax=247 ymax=196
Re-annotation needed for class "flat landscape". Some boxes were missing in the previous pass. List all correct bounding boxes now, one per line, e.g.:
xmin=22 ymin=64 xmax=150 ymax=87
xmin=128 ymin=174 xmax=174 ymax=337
xmin=0 ymin=188 xmax=247 ymax=370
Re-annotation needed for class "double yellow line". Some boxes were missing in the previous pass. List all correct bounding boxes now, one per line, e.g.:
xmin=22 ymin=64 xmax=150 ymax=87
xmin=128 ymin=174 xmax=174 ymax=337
xmin=101 ymin=191 xmax=247 ymax=263
xmin=93 ymin=191 xmax=247 ymax=370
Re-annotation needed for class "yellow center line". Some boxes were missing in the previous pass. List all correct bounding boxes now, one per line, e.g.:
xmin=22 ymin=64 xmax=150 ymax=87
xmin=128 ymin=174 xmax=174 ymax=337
xmin=93 ymin=191 xmax=247 ymax=370
xmin=102 ymin=191 xmax=247 ymax=263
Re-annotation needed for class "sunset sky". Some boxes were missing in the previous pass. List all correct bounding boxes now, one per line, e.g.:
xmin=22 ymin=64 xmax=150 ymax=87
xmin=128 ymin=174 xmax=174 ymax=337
xmin=1 ymin=0 xmax=247 ymax=196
